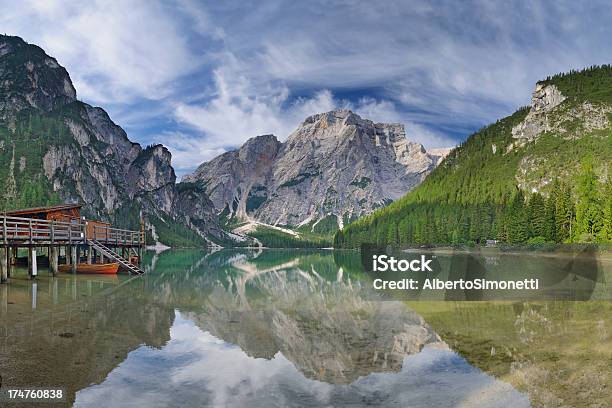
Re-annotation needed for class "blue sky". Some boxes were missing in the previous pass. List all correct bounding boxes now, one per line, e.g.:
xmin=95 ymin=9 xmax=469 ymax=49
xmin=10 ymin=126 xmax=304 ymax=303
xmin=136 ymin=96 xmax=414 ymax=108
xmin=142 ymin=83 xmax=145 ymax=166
xmin=2 ymin=0 xmax=612 ymax=177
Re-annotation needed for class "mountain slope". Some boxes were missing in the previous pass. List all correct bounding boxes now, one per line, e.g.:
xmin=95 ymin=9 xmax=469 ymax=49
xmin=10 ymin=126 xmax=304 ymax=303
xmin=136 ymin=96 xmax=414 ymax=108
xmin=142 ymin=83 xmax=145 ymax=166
xmin=0 ymin=35 xmax=225 ymax=246
xmin=184 ymin=110 xmax=449 ymax=238
xmin=336 ymin=66 xmax=612 ymax=247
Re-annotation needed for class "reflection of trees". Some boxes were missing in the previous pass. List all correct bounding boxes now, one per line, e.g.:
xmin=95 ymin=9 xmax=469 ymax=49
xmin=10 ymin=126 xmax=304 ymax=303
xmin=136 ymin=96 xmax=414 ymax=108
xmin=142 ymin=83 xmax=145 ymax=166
xmin=0 ymin=275 xmax=175 ymax=407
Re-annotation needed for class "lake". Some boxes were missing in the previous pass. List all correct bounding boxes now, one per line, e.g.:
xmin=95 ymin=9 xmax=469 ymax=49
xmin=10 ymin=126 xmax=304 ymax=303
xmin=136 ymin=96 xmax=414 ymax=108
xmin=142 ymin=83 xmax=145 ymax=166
xmin=0 ymin=248 xmax=610 ymax=407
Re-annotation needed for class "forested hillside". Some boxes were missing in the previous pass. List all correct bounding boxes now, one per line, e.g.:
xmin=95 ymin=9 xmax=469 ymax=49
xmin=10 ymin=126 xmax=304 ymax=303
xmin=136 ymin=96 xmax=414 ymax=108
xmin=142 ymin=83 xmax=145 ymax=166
xmin=0 ymin=111 xmax=66 ymax=210
xmin=335 ymin=66 xmax=612 ymax=247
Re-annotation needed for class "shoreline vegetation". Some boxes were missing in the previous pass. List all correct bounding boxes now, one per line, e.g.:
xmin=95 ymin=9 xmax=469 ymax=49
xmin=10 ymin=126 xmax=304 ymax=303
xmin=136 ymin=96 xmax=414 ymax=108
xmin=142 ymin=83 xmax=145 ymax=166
xmin=401 ymin=245 xmax=612 ymax=262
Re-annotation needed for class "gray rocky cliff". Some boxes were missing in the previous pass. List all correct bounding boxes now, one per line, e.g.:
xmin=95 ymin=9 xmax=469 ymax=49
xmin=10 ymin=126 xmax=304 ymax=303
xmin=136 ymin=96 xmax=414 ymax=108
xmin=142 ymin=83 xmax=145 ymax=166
xmin=185 ymin=134 xmax=282 ymax=219
xmin=531 ymin=83 xmax=566 ymax=113
xmin=511 ymin=82 xmax=610 ymax=145
xmin=508 ymin=80 xmax=611 ymax=193
xmin=0 ymin=35 xmax=222 ymax=245
xmin=184 ymin=109 xmax=450 ymax=230
xmin=0 ymin=35 xmax=76 ymax=124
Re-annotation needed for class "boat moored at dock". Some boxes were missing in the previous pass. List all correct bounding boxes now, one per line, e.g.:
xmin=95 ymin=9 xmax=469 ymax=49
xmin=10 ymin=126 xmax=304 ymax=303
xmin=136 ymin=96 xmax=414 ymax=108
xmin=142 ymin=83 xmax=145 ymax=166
xmin=58 ymin=263 xmax=120 ymax=275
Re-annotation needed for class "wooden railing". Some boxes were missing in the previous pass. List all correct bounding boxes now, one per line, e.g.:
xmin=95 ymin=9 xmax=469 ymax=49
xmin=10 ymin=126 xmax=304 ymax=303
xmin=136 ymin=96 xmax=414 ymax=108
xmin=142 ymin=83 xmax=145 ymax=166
xmin=0 ymin=215 xmax=143 ymax=246
xmin=90 ymin=224 xmax=143 ymax=246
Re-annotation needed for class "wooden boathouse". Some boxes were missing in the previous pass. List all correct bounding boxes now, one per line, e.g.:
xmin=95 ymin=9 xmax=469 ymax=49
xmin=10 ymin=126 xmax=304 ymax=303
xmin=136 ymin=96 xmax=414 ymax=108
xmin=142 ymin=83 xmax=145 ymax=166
xmin=0 ymin=204 xmax=145 ymax=283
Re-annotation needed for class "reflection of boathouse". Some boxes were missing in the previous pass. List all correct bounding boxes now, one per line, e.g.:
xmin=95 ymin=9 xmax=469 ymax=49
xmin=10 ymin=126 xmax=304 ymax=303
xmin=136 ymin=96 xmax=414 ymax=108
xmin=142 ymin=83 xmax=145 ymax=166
xmin=1 ymin=204 xmax=145 ymax=282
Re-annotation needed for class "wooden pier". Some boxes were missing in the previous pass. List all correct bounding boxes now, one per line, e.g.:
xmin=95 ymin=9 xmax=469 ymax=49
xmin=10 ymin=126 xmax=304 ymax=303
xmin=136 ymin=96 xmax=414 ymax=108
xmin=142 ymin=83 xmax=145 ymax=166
xmin=0 ymin=204 xmax=145 ymax=283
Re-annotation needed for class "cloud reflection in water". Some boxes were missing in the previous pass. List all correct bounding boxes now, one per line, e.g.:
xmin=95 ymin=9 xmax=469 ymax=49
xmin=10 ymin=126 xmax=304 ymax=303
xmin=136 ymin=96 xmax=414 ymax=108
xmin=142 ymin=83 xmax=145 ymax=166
xmin=75 ymin=311 xmax=529 ymax=408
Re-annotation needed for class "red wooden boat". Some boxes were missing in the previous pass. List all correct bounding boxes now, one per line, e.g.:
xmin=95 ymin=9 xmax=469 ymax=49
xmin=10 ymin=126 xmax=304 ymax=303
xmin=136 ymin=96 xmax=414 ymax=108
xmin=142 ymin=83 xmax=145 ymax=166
xmin=59 ymin=263 xmax=120 ymax=275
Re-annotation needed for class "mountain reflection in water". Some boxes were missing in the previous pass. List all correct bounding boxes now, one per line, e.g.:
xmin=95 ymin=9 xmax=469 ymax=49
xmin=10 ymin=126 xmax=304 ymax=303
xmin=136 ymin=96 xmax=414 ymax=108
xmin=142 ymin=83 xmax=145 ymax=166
xmin=74 ymin=249 xmax=526 ymax=407
xmin=75 ymin=312 xmax=527 ymax=408
xmin=1 ymin=248 xmax=609 ymax=407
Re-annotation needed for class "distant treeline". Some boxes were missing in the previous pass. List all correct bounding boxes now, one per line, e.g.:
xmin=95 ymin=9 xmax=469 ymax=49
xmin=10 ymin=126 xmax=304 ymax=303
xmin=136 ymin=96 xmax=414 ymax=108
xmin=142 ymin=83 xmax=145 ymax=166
xmin=335 ymin=158 xmax=612 ymax=247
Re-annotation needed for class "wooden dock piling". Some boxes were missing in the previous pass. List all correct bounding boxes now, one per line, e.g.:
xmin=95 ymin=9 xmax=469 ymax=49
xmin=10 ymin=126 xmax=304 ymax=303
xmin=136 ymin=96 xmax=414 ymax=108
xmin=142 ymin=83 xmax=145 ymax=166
xmin=49 ymin=246 xmax=58 ymax=275
xmin=0 ymin=247 xmax=7 ymax=283
xmin=70 ymin=246 xmax=77 ymax=273
xmin=31 ymin=282 xmax=37 ymax=309
xmin=52 ymin=278 xmax=58 ymax=305
xmin=28 ymin=247 xmax=37 ymax=279
xmin=7 ymin=247 xmax=14 ymax=278
xmin=1 ymin=284 xmax=7 ymax=316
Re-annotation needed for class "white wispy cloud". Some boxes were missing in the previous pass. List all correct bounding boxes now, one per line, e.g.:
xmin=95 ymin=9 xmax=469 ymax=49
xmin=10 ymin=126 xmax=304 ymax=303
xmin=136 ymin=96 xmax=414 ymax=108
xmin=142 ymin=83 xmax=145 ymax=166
xmin=152 ymin=131 xmax=227 ymax=176
xmin=353 ymin=97 xmax=457 ymax=148
xmin=171 ymin=53 xmax=339 ymax=165
xmin=170 ymin=59 xmax=456 ymax=176
xmin=0 ymin=0 xmax=211 ymax=103
xmin=3 ymin=0 xmax=612 ymax=177
xmin=168 ymin=0 xmax=612 ymax=174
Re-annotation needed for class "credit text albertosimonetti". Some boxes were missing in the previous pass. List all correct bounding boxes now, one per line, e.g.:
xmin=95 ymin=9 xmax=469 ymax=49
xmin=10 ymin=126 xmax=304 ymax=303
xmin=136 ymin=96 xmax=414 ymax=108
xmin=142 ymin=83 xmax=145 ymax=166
xmin=371 ymin=255 xmax=539 ymax=291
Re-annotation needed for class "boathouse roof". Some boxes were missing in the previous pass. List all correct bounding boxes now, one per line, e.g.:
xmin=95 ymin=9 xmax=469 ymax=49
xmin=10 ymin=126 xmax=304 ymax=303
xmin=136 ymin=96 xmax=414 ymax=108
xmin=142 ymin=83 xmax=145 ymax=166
xmin=3 ymin=203 xmax=82 ymax=217
xmin=3 ymin=204 xmax=83 ymax=216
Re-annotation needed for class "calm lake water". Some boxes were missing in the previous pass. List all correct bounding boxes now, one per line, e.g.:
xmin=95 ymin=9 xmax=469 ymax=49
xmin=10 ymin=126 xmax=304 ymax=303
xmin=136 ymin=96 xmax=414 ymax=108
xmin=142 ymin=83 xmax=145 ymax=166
xmin=0 ymin=249 xmax=610 ymax=407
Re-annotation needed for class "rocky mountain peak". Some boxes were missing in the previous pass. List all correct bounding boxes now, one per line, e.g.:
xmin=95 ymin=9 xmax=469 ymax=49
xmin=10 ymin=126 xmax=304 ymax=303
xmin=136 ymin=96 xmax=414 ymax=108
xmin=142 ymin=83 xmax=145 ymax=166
xmin=238 ymin=134 xmax=281 ymax=162
xmin=0 ymin=35 xmax=76 ymax=118
xmin=287 ymin=109 xmax=409 ymax=154
xmin=303 ymin=108 xmax=355 ymax=124
xmin=185 ymin=109 xmax=450 ymax=231
xmin=297 ymin=109 xmax=379 ymax=138
xmin=531 ymin=83 xmax=566 ymax=113
xmin=511 ymin=80 xmax=608 ymax=143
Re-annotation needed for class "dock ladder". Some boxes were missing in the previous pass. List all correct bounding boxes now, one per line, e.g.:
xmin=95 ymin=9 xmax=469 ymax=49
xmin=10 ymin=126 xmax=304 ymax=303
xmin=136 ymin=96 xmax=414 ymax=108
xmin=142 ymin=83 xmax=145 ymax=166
xmin=87 ymin=239 xmax=144 ymax=275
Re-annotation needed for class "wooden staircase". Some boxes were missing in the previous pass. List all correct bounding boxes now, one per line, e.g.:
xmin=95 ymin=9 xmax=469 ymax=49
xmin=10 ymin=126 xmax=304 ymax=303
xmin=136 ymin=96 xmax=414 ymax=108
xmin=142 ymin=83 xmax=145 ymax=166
xmin=88 ymin=239 xmax=144 ymax=275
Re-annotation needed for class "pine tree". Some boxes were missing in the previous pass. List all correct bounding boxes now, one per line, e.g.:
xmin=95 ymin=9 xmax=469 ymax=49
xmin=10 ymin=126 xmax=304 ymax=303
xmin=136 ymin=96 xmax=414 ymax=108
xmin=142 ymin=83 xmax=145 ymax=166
xmin=398 ymin=218 xmax=410 ymax=245
xmin=375 ymin=223 xmax=386 ymax=244
xmin=575 ymin=157 xmax=602 ymax=241
xmin=544 ymin=191 xmax=557 ymax=242
xmin=386 ymin=222 xmax=398 ymax=244
xmin=507 ymin=189 xmax=529 ymax=243
xmin=599 ymin=176 xmax=612 ymax=242
xmin=450 ymin=228 xmax=460 ymax=245
xmin=527 ymin=192 xmax=547 ymax=239
xmin=468 ymin=205 xmax=481 ymax=243
xmin=555 ymin=182 xmax=574 ymax=242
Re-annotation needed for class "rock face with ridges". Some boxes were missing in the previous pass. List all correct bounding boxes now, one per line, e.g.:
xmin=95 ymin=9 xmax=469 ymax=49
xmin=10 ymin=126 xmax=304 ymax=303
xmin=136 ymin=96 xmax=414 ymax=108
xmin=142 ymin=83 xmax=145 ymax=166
xmin=512 ymin=83 xmax=568 ymax=141
xmin=531 ymin=83 xmax=566 ymax=112
xmin=511 ymin=81 xmax=611 ymax=152
xmin=0 ymin=35 xmax=223 ymax=244
xmin=510 ymin=80 xmax=612 ymax=193
xmin=186 ymin=134 xmax=282 ymax=219
xmin=0 ymin=35 xmax=76 ymax=123
xmin=184 ymin=109 xmax=449 ymax=229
